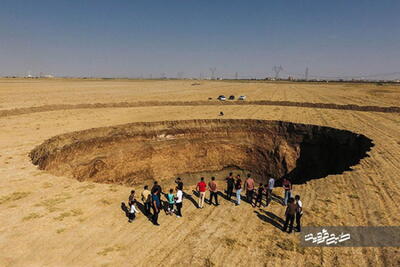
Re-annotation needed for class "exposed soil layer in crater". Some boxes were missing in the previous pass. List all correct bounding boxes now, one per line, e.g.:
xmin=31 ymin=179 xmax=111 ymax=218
xmin=30 ymin=119 xmax=373 ymax=186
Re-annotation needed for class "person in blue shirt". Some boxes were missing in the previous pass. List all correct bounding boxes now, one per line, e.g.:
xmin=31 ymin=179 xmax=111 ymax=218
xmin=151 ymin=189 xmax=161 ymax=226
xmin=166 ymin=188 xmax=175 ymax=215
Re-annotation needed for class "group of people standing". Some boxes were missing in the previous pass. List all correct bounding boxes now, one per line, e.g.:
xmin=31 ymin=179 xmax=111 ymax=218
xmin=225 ymin=172 xmax=276 ymax=207
xmin=129 ymin=181 xmax=184 ymax=226
xmin=126 ymin=173 xmax=303 ymax=233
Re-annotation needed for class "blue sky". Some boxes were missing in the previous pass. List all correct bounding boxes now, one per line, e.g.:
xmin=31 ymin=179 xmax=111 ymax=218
xmin=0 ymin=0 xmax=399 ymax=78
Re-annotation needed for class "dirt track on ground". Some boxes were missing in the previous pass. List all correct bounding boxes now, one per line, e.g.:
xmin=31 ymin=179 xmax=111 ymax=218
xmin=1 ymin=100 xmax=399 ymax=118
xmin=0 ymin=79 xmax=399 ymax=266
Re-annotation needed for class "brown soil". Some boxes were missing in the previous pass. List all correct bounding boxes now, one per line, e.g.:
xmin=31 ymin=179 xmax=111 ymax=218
xmin=30 ymin=119 xmax=373 ymax=186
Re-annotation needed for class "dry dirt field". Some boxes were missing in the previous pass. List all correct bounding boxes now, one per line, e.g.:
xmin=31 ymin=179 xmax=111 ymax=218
xmin=0 ymin=78 xmax=399 ymax=267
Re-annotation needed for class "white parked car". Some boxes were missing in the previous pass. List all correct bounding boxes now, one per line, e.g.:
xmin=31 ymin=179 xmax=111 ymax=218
xmin=217 ymin=95 xmax=226 ymax=101
xmin=238 ymin=95 xmax=246 ymax=100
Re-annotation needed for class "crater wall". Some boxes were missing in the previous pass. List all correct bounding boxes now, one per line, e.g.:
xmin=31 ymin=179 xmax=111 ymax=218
xmin=29 ymin=119 xmax=373 ymax=185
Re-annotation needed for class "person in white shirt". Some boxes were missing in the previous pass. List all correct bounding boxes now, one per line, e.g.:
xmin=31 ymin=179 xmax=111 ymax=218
xmin=128 ymin=200 xmax=140 ymax=222
xmin=175 ymin=187 xmax=183 ymax=217
xmin=266 ymin=177 xmax=275 ymax=206
xmin=295 ymin=195 xmax=303 ymax=232
xmin=268 ymin=177 xmax=275 ymax=190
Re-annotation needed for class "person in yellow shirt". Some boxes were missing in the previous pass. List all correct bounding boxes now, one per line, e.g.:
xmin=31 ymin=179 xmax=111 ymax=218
xmin=141 ymin=185 xmax=151 ymax=216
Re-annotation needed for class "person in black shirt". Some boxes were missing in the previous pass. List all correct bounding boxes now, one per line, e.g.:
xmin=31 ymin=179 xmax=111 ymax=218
xmin=225 ymin=172 xmax=235 ymax=201
xmin=254 ymin=183 xmax=264 ymax=208
xmin=175 ymin=177 xmax=183 ymax=191
xmin=283 ymin=197 xmax=296 ymax=233
xmin=151 ymin=181 xmax=162 ymax=208
xmin=235 ymin=175 xmax=242 ymax=206
xmin=151 ymin=189 xmax=161 ymax=226
xmin=151 ymin=181 xmax=162 ymax=194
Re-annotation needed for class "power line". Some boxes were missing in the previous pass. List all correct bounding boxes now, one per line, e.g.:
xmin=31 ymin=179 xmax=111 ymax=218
xmin=209 ymin=67 xmax=217 ymax=80
xmin=282 ymin=70 xmax=400 ymax=80
xmin=305 ymin=67 xmax=309 ymax=81
xmin=272 ymin=65 xmax=283 ymax=79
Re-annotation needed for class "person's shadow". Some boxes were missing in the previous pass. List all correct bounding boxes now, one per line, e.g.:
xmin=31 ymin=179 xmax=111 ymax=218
xmin=271 ymin=192 xmax=285 ymax=206
xmin=135 ymin=201 xmax=149 ymax=217
xmin=221 ymin=190 xmax=236 ymax=203
xmin=186 ymin=190 xmax=200 ymax=208
xmin=262 ymin=210 xmax=285 ymax=224
xmin=220 ymin=190 xmax=231 ymax=201
xmin=254 ymin=210 xmax=283 ymax=230
xmin=217 ymin=191 xmax=230 ymax=202
xmin=122 ymin=201 xmax=152 ymax=221
xmin=178 ymin=191 xmax=198 ymax=208
xmin=121 ymin=202 xmax=130 ymax=220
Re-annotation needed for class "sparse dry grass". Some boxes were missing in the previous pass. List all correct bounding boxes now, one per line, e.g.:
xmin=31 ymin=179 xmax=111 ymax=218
xmin=78 ymin=184 xmax=95 ymax=193
xmin=54 ymin=212 xmax=71 ymax=221
xmin=42 ymin=182 xmax=53 ymax=188
xmin=276 ymin=238 xmax=305 ymax=254
xmin=221 ymin=237 xmax=237 ymax=248
xmin=54 ymin=208 xmax=83 ymax=221
xmin=100 ymin=199 xmax=112 ymax=205
xmin=0 ymin=191 xmax=31 ymax=205
xmin=204 ymin=258 xmax=215 ymax=267
xmin=108 ymin=185 xmax=118 ymax=192
xmin=22 ymin=212 xmax=43 ymax=221
xmin=348 ymin=194 xmax=359 ymax=199
xmin=35 ymin=193 xmax=72 ymax=212
xmin=71 ymin=208 xmax=83 ymax=216
xmin=97 ymin=245 xmax=126 ymax=256
xmin=56 ymin=228 xmax=66 ymax=234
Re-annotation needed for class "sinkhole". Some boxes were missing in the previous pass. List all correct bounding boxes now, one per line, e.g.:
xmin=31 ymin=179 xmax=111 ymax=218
xmin=29 ymin=119 xmax=373 ymax=186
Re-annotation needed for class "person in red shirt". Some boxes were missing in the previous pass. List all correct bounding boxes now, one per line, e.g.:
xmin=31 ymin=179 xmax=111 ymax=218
xmin=196 ymin=177 xmax=207 ymax=208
